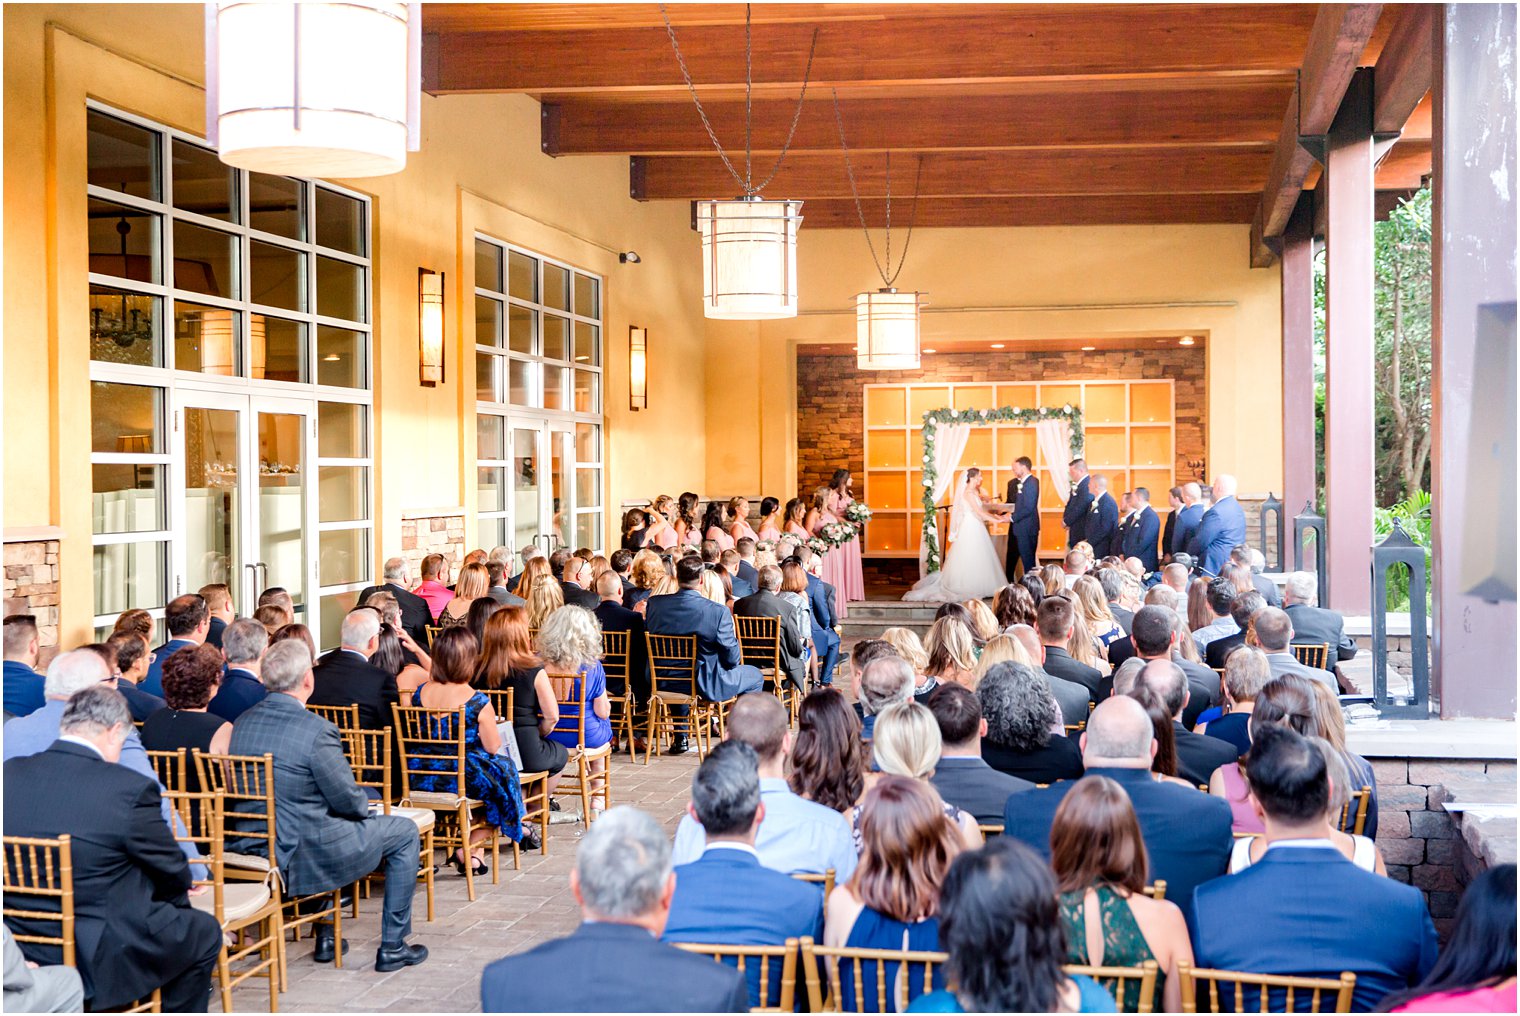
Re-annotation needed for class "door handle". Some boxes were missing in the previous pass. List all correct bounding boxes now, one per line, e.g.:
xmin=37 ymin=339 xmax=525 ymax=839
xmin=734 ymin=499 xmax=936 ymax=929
xmin=255 ymin=562 xmax=269 ymax=593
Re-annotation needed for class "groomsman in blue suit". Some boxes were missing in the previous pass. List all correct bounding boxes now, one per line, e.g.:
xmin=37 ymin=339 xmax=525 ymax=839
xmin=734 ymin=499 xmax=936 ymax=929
xmin=1186 ymin=474 xmax=1247 ymax=577
xmin=1062 ymin=459 xmax=1094 ymax=548
xmin=1085 ymin=475 xmax=1120 ymax=558
xmin=1169 ymin=482 xmax=1206 ymax=560
xmin=1005 ymin=456 xmax=1041 ymax=580
xmin=1122 ymin=487 xmax=1162 ymax=572
xmin=663 ymin=741 xmax=823 ymax=1009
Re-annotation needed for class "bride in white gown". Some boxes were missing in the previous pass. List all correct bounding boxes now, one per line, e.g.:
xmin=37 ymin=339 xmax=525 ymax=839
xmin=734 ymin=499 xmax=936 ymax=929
xmin=904 ymin=468 xmax=1010 ymax=602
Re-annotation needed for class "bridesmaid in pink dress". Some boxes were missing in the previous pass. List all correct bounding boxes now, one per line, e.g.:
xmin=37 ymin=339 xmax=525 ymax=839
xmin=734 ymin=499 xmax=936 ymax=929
xmin=807 ymin=487 xmax=852 ymax=620
xmin=727 ymin=496 xmax=760 ymax=545
xmin=674 ymin=491 xmax=702 ymax=547
xmin=828 ymin=469 xmax=867 ymax=604
xmin=783 ymin=497 xmax=811 ymax=543
xmin=702 ymin=501 xmax=736 ymax=551
xmin=755 ymin=496 xmax=783 ymax=543
xmin=647 ymin=496 xmax=678 ymax=550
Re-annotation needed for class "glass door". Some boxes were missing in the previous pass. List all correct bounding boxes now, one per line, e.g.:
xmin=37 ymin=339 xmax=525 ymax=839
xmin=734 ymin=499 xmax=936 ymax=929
xmin=251 ymin=396 xmax=315 ymax=624
xmin=507 ymin=419 xmax=602 ymax=555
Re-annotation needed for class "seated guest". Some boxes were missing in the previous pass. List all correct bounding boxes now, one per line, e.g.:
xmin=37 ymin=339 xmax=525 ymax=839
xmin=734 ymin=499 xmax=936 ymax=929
xmin=1120 ymin=605 xmax=1218 ymax=727
xmin=540 ymin=605 xmax=612 ymax=810
xmin=232 ymin=641 xmax=428 ymax=971
xmin=475 ymin=607 xmax=568 ymax=794
xmin=1189 ymin=577 xmax=1239 ymax=655
xmin=1037 ymin=595 xmax=1102 ymax=698
xmin=1003 ymin=696 xmax=1232 ymax=916
xmin=733 ymin=565 xmax=807 ymax=693
xmin=1251 ymin=607 xmax=1338 ymax=692
xmin=1305 ymin=679 xmax=1379 ymax=838
xmin=970 ymin=633 xmax=1031 ymax=690
xmin=926 ymin=683 xmax=1033 ymax=824
xmin=1135 ymin=658 xmax=1236 ymax=785
xmin=253 ymin=602 xmax=292 ymax=636
xmin=847 ymin=638 xmax=898 ymax=711
xmin=1198 ymin=645 xmax=1268 ymax=755
xmin=143 ymin=593 xmax=212 ymax=697
xmin=358 ymin=558 xmax=434 ymax=647
xmin=663 ymin=742 xmax=823 ymax=1008
xmin=105 ymin=632 xmax=166 ymax=722
xmin=1383 ymin=863 xmax=1516 ymax=1013
xmin=776 ymin=559 xmax=815 ymax=664
xmin=993 ymin=583 xmax=1038 ymax=631
xmin=209 ymin=618 xmax=269 ymax=722
xmin=512 ymin=554 xmax=552 ymax=604
xmin=1128 ymin=684 xmax=1194 ymax=788
xmin=734 ymin=538 xmax=760 ymax=590
xmin=961 ymin=599 xmax=1001 ymax=645
xmin=1226 ymin=545 xmax=1282 ymax=607
xmin=3 ymin=687 xmax=222 ymax=1012
xmin=140 ymin=645 xmax=232 ymax=769
xmin=1192 ymin=725 xmax=1435 ymax=1011
xmin=1073 ymin=575 xmax=1124 ymax=649
xmin=3 ymin=614 xmax=45 ymax=719
xmin=257 ymin=586 xmax=295 ymax=617
xmin=3 ymin=924 xmax=83 ymax=1013
xmin=722 ymin=549 xmax=755 ymax=599
xmin=593 ymin=570 xmax=651 ymax=712
xmin=481 ymin=807 xmax=747 ymax=1013
xmin=1008 ymin=623 xmax=1091 ymax=729
xmin=1209 ymin=673 xmax=1317 ymax=835
xmin=787 ymin=688 xmax=865 ymax=814
xmin=861 ymin=701 xmax=983 ymax=849
xmin=559 ymin=554 xmax=601 ymax=610
xmin=823 ymin=777 xmax=966 ymax=1010
xmin=1051 ymin=776 xmax=1194 ymax=1012
xmin=308 ymin=609 xmax=399 ymax=731
xmin=463 ymin=597 xmax=505 ymax=654
xmin=370 ymin=623 xmax=430 ymax=695
xmin=857 ymin=654 xmax=915 ymax=741
xmin=624 ymin=550 xmax=665 ymax=611
xmin=908 ymin=838 xmax=1115 ymax=1014
xmin=1283 ymin=571 xmax=1358 ymax=661
xmin=436 ymin=562 xmax=489 ymax=628
xmin=410 ymin=628 xmax=528 ymax=870
xmin=525 ymin=561 xmax=567 ymax=629
xmin=272 ymin=620 xmax=318 ymax=659
xmin=924 ymin=616 xmax=977 ymax=689
xmin=412 ymin=553 xmax=453 ymax=620
xmin=1097 ymin=568 xmax=1134 ymax=635
xmin=883 ymin=626 xmax=938 ymax=703
xmin=978 ymin=661 xmax=1084 ymax=784
xmin=198 ymin=583 xmax=234 ymax=650
xmin=1161 ymin=561 xmax=1190 ymax=594
xmin=1204 ymin=589 xmax=1266 ymax=669
xmin=485 ymin=559 xmax=526 ymax=607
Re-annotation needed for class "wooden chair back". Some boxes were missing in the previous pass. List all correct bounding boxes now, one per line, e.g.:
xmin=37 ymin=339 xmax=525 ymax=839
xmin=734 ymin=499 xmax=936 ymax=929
xmin=482 ymin=687 xmax=515 ymax=727
xmin=2 ymin=834 xmax=75 ymax=967
xmin=1339 ymin=785 xmax=1373 ymax=836
xmin=193 ymin=752 xmax=277 ymax=862
xmin=391 ymin=704 xmax=468 ymax=802
xmin=601 ymin=629 xmax=632 ymax=698
xmin=978 ymin=823 xmax=1004 ymax=838
xmin=1178 ymin=962 xmax=1357 ymax=1013
xmin=145 ymin=747 xmax=188 ymax=792
xmin=343 ymin=728 xmax=394 ymax=810
xmin=161 ymin=789 xmax=225 ymax=906
xmin=790 ymin=868 xmax=836 ymax=899
xmin=547 ymin=669 xmax=596 ymax=746
xmin=1065 ymin=961 xmax=1159 ymax=1014
xmin=800 ymin=936 xmax=948 ymax=1013
xmin=1141 ymin=880 xmax=1168 ymax=902
xmin=673 ymin=939 xmax=799 ymax=1012
xmin=1291 ymin=642 xmax=1331 ymax=670
xmin=734 ymin=614 xmax=783 ymax=674
xmin=308 ymin=703 xmax=360 ymax=730
xmin=425 ymin=625 xmax=442 ymax=649
xmin=646 ymin=633 xmax=700 ymax=701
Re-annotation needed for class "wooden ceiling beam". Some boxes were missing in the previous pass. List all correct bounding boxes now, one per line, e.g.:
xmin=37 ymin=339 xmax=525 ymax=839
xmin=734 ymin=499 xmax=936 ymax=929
xmin=1374 ymin=138 xmax=1432 ymax=190
xmin=1249 ymin=3 xmax=1383 ymax=266
xmin=632 ymin=148 xmax=1269 ymax=200
xmin=1372 ymin=5 xmax=1434 ymax=135
xmin=541 ymin=83 xmax=1289 ymax=156
xmin=797 ymin=193 xmax=1258 ymax=229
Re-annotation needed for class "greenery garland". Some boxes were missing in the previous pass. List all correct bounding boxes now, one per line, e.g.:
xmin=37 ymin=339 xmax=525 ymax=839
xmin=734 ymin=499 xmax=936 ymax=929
xmin=920 ymin=405 xmax=1085 ymax=572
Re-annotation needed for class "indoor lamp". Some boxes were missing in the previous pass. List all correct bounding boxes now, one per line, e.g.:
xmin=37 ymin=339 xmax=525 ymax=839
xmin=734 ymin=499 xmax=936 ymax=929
xmin=697 ymin=198 xmax=804 ymax=320
xmin=418 ymin=269 xmax=444 ymax=386
xmin=856 ymin=288 xmax=925 ymax=370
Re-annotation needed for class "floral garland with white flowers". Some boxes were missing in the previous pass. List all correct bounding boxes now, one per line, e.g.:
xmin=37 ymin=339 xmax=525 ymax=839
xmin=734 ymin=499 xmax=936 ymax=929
xmin=920 ymin=405 xmax=1085 ymax=572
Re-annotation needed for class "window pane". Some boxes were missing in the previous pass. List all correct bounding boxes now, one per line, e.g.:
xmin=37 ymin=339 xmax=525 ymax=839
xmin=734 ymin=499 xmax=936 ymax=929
xmin=316 ymin=256 xmax=366 ymax=322
xmin=315 ymin=187 xmax=365 ymax=255
xmin=249 ymin=173 xmax=303 ymax=239
xmin=171 ymin=139 xmax=236 ymax=221
xmin=575 ymin=273 xmax=599 ymax=319
xmin=575 ymin=512 xmax=601 ymax=554
xmin=574 ymin=369 xmax=600 ymax=413
xmin=252 ymin=315 xmax=308 ymax=383
xmin=93 ymin=540 xmax=167 ymax=615
xmin=574 ymin=322 xmax=600 ymax=365
xmin=317 ymin=326 xmax=366 ymax=388
xmin=544 ymin=263 xmax=571 ymax=312
xmin=477 ymin=352 xmax=500 ymax=402
xmin=318 ymin=467 xmax=368 ymax=522
xmin=508 ymin=250 xmax=537 ymax=301
xmin=250 ymin=240 xmax=305 ymax=311
xmin=543 ymin=314 xmax=568 ymax=360
xmin=317 ymin=589 xmax=362 ymax=652
xmin=174 ymin=303 xmax=240 ymax=375
xmin=92 ymin=464 xmax=164 ymax=534
xmin=575 ymin=423 xmax=601 ymax=463
xmin=508 ymin=359 xmax=535 ymax=406
xmin=91 ymin=381 xmax=160 ymax=454
xmin=174 ymin=220 xmax=239 ymax=299
xmin=576 ymin=468 xmax=601 ymax=508
xmin=319 ymin=528 xmax=370 ymax=585
xmin=475 ymin=296 xmax=502 ymax=348
xmin=318 ymin=402 xmax=367 ymax=458
xmin=543 ymin=364 xmax=566 ymax=410
xmin=478 ymin=414 xmax=504 ymax=460
xmin=90 ymin=285 xmax=160 ymax=367
xmin=476 ymin=239 xmax=502 ymax=293
xmin=478 ymin=516 xmax=506 ymax=553
xmin=87 ymin=109 xmax=160 ymax=201
xmin=88 ymin=199 xmax=159 ymax=283
xmin=479 ymin=466 xmax=506 ymax=512
xmin=509 ymin=305 xmax=534 ymax=354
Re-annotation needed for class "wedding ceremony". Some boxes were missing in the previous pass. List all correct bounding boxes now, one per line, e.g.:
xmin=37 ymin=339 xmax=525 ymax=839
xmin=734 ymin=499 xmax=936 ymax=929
xmin=2 ymin=2 xmax=1517 ymax=1013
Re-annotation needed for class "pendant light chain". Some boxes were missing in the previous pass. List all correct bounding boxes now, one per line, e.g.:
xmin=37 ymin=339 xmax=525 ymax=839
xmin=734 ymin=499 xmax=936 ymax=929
xmin=832 ymin=88 xmax=924 ymax=289
xmin=661 ymin=3 xmax=820 ymax=197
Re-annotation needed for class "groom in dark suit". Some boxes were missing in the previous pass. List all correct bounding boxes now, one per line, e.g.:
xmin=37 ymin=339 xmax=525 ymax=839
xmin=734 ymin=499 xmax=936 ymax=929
xmin=1004 ymin=456 xmax=1041 ymax=580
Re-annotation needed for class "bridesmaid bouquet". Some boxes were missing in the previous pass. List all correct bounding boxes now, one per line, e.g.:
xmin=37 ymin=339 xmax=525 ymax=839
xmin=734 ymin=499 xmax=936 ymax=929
xmin=821 ymin=521 xmax=857 ymax=547
xmin=843 ymin=502 xmax=873 ymax=526
xmin=807 ymin=536 xmax=833 ymax=557
xmin=754 ymin=540 xmax=775 ymax=555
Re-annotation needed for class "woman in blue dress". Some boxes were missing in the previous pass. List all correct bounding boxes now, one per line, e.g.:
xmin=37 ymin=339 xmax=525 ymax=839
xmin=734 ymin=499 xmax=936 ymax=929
xmin=408 ymin=627 xmax=527 ymax=875
xmin=538 ymin=605 xmax=613 ymax=816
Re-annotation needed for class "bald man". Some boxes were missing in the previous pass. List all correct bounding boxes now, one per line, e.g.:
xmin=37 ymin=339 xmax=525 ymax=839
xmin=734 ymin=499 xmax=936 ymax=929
xmin=1002 ymin=696 xmax=1232 ymax=920
xmin=1186 ymin=474 xmax=1246 ymax=578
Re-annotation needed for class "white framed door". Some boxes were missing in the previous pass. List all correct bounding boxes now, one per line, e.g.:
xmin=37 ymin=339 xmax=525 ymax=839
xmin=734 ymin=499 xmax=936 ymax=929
xmin=507 ymin=418 xmax=600 ymax=555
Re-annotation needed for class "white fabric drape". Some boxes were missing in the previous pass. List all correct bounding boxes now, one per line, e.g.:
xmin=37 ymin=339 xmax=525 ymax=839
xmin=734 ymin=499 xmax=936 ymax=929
xmin=1036 ymin=419 xmax=1074 ymax=502
xmin=919 ymin=423 xmax=970 ymax=577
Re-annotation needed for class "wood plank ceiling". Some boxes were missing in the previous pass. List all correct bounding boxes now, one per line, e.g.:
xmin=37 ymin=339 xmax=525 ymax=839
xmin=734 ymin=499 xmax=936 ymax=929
xmin=421 ymin=3 xmax=1433 ymax=258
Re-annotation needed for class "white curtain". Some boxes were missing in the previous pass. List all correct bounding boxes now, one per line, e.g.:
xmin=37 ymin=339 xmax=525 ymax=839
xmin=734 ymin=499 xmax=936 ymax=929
xmin=919 ymin=423 xmax=970 ymax=577
xmin=1036 ymin=419 xmax=1074 ymax=502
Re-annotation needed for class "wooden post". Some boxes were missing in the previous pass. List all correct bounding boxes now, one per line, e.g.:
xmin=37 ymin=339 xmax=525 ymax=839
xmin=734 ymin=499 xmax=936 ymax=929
xmin=1280 ymin=198 xmax=1318 ymax=529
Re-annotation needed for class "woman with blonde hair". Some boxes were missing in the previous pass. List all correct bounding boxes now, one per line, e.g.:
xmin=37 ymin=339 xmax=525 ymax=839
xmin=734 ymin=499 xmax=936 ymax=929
xmin=647 ymin=495 xmax=679 ymax=550
xmin=634 ymin=573 xmax=680 ymax=617
xmin=524 ymin=572 xmax=564 ymax=629
xmin=1072 ymin=575 xmax=1123 ymax=649
xmin=924 ymin=616 xmax=977 ymax=688
xmin=857 ymin=701 xmax=983 ymax=849
xmin=882 ymin=627 xmax=935 ymax=700
xmin=538 ymin=604 xmax=612 ymax=812
xmin=438 ymin=562 xmax=489 ymax=629
xmin=727 ymin=496 xmax=759 ymax=544
xmin=513 ymin=555 xmax=552 ymax=601
xmin=971 ymin=633 xmax=1032 ymax=686
xmin=1041 ymin=563 xmax=1067 ymax=597
xmin=1065 ymin=607 xmax=1109 ymax=673
xmin=625 ymin=549 xmax=664 ymax=610
xmin=961 ymin=599 xmax=1000 ymax=644
xmin=698 ymin=566 xmax=728 ymax=607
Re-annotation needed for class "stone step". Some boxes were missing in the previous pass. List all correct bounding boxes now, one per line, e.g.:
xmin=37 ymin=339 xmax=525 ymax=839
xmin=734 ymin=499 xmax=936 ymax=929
xmin=841 ymin=599 xmax=938 ymax=639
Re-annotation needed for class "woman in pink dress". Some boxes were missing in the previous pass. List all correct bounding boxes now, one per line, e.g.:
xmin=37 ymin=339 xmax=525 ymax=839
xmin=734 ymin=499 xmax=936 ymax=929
xmin=808 ymin=486 xmax=851 ymax=619
xmin=755 ymin=496 xmax=783 ymax=543
xmin=702 ymin=501 xmax=735 ymax=551
xmin=783 ymin=497 xmax=810 ymax=540
xmin=727 ymin=496 xmax=759 ymax=545
xmin=674 ymin=491 xmax=701 ymax=546
xmin=648 ymin=495 xmax=678 ymax=550
xmin=828 ymin=469 xmax=867 ymax=604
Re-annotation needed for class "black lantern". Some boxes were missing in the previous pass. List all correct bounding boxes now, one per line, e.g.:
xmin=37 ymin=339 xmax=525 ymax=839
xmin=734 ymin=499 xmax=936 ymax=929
xmin=1292 ymin=501 xmax=1328 ymax=606
xmin=1259 ymin=492 xmax=1284 ymax=571
xmin=1371 ymin=520 xmax=1431 ymax=717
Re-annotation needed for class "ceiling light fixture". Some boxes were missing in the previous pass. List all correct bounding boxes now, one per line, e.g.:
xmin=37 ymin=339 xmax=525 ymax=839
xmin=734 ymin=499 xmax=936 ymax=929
xmin=619 ymin=251 xmax=641 ymax=264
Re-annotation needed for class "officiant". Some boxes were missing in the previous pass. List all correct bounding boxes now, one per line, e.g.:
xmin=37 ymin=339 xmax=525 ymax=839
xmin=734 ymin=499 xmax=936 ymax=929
xmin=1004 ymin=456 xmax=1040 ymax=581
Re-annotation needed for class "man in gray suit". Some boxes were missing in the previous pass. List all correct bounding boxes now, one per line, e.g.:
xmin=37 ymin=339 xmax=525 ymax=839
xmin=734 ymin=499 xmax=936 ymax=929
xmin=1251 ymin=608 xmax=1337 ymax=692
xmin=229 ymin=641 xmax=428 ymax=973
xmin=3 ymin=926 xmax=82 ymax=1013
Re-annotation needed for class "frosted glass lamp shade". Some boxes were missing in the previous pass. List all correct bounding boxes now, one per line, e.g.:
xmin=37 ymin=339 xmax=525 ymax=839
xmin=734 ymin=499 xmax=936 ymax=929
xmin=209 ymin=2 xmax=419 ymax=178
xmin=856 ymin=289 xmax=924 ymax=369
xmin=696 ymin=198 xmax=803 ymax=320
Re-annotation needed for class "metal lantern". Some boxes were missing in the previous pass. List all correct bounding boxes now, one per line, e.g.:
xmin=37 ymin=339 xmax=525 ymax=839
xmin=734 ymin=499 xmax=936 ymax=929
xmin=1292 ymin=501 xmax=1328 ymax=605
xmin=856 ymin=289 xmax=924 ymax=369
xmin=207 ymin=2 xmax=422 ymax=177
xmin=1259 ymin=491 xmax=1284 ymax=571
xmin=696 ymin=197 xmax=804 ymax=320
xmin=1371 ymin=520 xmax=1431 ymax=717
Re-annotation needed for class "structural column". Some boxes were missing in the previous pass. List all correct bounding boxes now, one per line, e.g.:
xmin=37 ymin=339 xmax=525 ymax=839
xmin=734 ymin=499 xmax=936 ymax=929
xmin=1321 ymin=68 xmax=1376 ymax=612
xmin=1431 ymin=4 xmax=1517 ymax=718
xmin=1280 ymin=198 xmax=1318 ymax=525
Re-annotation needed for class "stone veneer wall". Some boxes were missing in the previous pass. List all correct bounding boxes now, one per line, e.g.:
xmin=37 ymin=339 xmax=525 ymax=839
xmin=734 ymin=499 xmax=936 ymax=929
xmin=796 ymin=348 xmax=1208 ymax=498
xmin=4 ymin=538 xmax=61 ymax=664
xmin=399 ymin=512 xmax=466 ymax=585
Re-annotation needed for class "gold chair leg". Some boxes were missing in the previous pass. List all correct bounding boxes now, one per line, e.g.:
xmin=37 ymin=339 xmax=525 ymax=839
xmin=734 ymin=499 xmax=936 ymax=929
xmin=421 ymin=826 xmax=435 ymax=922
xmin=331 ymin=891 xmax=343 ymax=970
xmin=460 ymin=804 xmax=476 ymax=902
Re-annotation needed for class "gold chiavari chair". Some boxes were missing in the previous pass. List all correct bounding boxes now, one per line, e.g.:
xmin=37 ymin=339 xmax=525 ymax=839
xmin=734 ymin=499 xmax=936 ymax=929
xmin=800 ymin=936 xmax=949 ymax=1013
xmin=547 ymin=670 xmax=613 ymax=825
xmin=1141 ymin=880 xmax=1167 ymax=902
xmin=1339 ymin=785 xmax=1373 ymax=836
xmin=789 ymin=868 xmax=836 ymax=900
xmin=342 ymin=728 xmax=437 ymax=923
xmin=307 ymin=703 xmax=359 ymax=731
xmin=1064 ymin=720 xmax=1088 ymax=735
xmin=1291 ymin=642 xmax=1331 ymax=671
xmin=644 ymin=633 xmax=713 ymax=762
xmin=425 ymin=625 xmax=443 ymax=649
xmin=599 ymin=629 xmax=638 ymax=754
xmin=145 ymin=747 xmax=188 ymax=793
xmin=673 ymin=939 xmax=800 ymax=1013
xmin=1178 ymin=962 xmax=1356 ymax=1014
xmin=978 ymin=823 xmax=1004 ymax=838
xmin=1065 ymin=961 xmax=1159 ymax=1014
xmin=475 ymin=689 xmax=552 ymax=855
xmin=734 ymin=614 xmax=799 ymax=725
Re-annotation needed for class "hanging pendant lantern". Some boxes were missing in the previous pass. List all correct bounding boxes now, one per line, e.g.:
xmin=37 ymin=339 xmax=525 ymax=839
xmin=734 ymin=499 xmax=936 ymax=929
xmin=856 ymin=289 xmax=924 ymax=369
xmin=698 ymin=197 xmax=804 ymax=320
xmin=207 ymin=2 xmax=422 ymax=178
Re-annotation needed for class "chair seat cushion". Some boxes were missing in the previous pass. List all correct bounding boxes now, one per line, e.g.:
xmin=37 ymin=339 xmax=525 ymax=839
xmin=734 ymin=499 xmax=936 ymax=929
xmin=406 ymin=791 xmax=477 ymax=808
xmin=390 ymin=806 xmax=436 ymax=830
xmin=654 ymin=689 xmax=694 ymax=704
xmin=223 ymin=851 xmax=271 ymax=873
xmin=192 ymin=881 xmax=272 ymax=925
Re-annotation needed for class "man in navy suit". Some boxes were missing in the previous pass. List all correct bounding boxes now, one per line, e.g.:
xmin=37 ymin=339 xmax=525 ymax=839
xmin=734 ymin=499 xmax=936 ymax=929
xmin=3 ymin=613 xmax=47 ymax=719
xmin=482 ymin=806 xmax=748 ymax=1013
xmin=1187 ymin=473 xmax=1247 ymax=577
xmin=594 ymin=571 xmax=651 ymax=711
xmin=142 ymin=593 xmax=211 ymax=698
xmin=796 ymin=547 xmax=841 ymax=687
xmin=1003 ymin=697 xmax=1232 ymax=920
xmin=1004 ymin=455 xmax=1041 ymax=580
xmin=645 ymin=555 xmax=764 ymax=712
xmin=1122 ymin=487 xmax=1162 ymax=572
xmin=1085 ymin=475 xmax=1120 ymax=558
xmin=209 ymin=618 xmax=270 ymax=723
xmin=357 ymin=558 xmax=434 ymax=648
xmin=663 ymin=742 xmax=823 ymax=1009
xmin=1169 ymin=482 xmax=1205 ymax=560
xmin=1062 ymin=458 xmax=1095 ymax=548
xmin=734 ymin=538 xmax=761 ymax=592
xmin=1193 ymin=726 xmax=1436 ymax=1010
xmin=721 ymin=550 xmax=756 ymax=599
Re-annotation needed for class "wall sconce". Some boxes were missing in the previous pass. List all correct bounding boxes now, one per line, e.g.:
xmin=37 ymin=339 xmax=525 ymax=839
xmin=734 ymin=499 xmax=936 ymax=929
xmin=629 ymin=326 xmax=648 ymax=411
xmin=418 ymin=268 xmax=444 ymax=387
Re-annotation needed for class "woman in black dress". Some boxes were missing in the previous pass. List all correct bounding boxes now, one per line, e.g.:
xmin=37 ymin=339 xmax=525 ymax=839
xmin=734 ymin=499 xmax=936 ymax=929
xmin=475 ymin=607 xmax=568 ymax=789
xmin=976 ymin=660 xmax=1084 ymax=784
xmin=140 ymin=644 xmax=233 ymax=789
